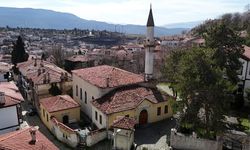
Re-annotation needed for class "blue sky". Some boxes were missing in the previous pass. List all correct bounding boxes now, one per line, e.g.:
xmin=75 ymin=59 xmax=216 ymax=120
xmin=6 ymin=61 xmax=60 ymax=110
xmin=0 ymin=0 xmax=249 ymax=26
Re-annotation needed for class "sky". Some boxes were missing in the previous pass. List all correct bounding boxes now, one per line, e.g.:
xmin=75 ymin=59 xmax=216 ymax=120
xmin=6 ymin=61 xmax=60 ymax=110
xmin=0 ymin=0 xmax=249 ymax=26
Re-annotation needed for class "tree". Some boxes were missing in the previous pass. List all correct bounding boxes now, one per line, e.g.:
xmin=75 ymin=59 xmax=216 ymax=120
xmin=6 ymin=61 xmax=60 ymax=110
xmin=164 ymin=47 xmax=234 ymax=138
xmin=204 ymin=23 xmax=244 ymax=84
xmin=11 ymin=36 xmax=29 ymax=65
xmin=49 ymin=83 xmax=62 ymax=96
xmin=49 ymin=45 xmax=65 ymax=68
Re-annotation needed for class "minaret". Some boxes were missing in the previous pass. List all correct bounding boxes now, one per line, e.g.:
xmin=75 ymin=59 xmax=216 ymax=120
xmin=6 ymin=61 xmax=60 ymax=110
xmin=145 ymin=4 xmax=156 ymax=81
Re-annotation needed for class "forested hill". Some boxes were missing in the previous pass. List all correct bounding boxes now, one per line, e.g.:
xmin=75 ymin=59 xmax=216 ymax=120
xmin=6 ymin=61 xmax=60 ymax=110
xmin=192 ymin=10 xmax=250 ymax=46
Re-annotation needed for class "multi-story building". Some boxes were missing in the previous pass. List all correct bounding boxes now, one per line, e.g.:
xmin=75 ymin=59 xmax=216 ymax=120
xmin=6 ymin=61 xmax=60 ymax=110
xmin=16 ymin=59 xmax=72 ymax=112
xmin=0 ymin=82 xmax=24 ymax=134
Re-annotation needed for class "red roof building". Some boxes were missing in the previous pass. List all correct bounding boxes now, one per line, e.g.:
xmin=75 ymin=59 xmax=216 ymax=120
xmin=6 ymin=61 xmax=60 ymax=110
xmin=40 ymin=95 xmax=80 ymax=113
xmin=72 ymin=65 xmax=144 ymax=88
xmin=92 ymin=86 xmax=168 ymax=115
xmin=0 ymin=82 xmax=24 ymax=134
xmin=112 ymin=117 xmax=136 ymax=130
xmin=0 ymin=127 xmax=59 ymax=150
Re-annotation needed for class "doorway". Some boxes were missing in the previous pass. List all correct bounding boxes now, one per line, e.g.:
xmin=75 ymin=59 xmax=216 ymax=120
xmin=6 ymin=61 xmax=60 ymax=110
xmin=139 ymin=110 xmax=148 ymax=125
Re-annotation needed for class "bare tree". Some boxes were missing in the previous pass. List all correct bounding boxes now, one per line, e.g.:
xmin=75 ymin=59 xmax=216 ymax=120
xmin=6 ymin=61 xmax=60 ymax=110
xmin=49 ymin=45 xmax=65 ymax=68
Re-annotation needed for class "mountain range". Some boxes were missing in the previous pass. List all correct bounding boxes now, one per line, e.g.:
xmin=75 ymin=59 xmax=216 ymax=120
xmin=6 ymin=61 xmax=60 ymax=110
xmin=0 ymin=7 xmax=194 ymax=36
xmin=163 ymin=21 xmax=203 ymax=29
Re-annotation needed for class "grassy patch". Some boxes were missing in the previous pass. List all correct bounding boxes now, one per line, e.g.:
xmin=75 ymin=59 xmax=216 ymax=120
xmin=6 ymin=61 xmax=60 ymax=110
xmin=239 ymin=118 xmax=250 ymax=133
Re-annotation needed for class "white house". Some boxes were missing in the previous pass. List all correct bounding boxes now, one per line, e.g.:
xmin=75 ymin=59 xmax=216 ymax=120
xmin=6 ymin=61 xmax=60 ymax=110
xmin=71 ymin=65 xmax=144 ymax=119
xmin=112 ymin=117 xmax=136 ymax=150
xmin=238 ymin=45 xmax=250 ymax=105
xmin=0 ymin=82 xmax=24 ymax=134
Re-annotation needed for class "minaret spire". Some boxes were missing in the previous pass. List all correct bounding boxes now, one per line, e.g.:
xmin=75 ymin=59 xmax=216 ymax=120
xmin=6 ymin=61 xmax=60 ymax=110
xmin=144 ymin=4 xmax=156 ymax=81
xmin=147 ymin=4 xmax=154 ymax=27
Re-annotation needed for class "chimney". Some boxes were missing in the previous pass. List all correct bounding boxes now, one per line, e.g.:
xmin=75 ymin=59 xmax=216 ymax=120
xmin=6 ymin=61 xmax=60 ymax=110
xmin=43 ymin=74 xmax=47 ymax=84
xmin=60 ymin=72 xmax=64 ymax=81
xmin=29 ymin=126 xmax=39 ymax=144
xmin=40 ymin=60 xmax=44 ymax=67
xmin=0 ymin=92 xmax=5 ymax=105
xmin=38 ymin=68 xmax=41 ymax=76
xmin=30 ymin=127 xmax=37 ymax=144
xmin=47 ymin=72 xmax=50 ymax=83
xmin=64 ymin=72 xmax=68 ymax=81
xmin=34 ymin=58 xmax=37 ymax=66
xmin=106 ymin=77 xmax=110 ymax=87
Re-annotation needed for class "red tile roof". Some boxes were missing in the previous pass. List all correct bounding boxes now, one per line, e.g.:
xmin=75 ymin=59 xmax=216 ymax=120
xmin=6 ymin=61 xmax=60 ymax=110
xmin=40 ymin=95 xmax=80 ymax=113
xmin=243 ymin=45 xmax=250 ymax=60
xmin=72 ymin=65 xmax=144 ymax=88
xmin=0 ymin=127 xmax=58 ymax=150
xmin=112 ymin=117 xmax=136 ymax=130
xmin=92 ymin=86 xmax=169 ymax=114
xmin=0 ymin=82 xmax=24 ymax=107
xmin=17 ymin=59 xmax=72 ymax=85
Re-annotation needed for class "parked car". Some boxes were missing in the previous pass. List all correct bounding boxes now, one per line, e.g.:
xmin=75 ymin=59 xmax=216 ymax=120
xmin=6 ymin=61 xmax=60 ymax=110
xmin=28 ymin=108 xmax=37 ymax=116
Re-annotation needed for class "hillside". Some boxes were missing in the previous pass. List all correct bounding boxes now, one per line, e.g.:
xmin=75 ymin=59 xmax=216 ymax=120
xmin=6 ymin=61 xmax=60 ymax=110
xmin=0 ymin=7 xmax=188 ymax=36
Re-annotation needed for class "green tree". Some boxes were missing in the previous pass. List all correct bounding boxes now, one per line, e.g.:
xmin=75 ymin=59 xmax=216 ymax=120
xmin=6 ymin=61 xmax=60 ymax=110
xmin=11 ymin=36 xmax=29 ymax=65
xmin=204 ymin=23 xmax=244 ymax=84
xmin=164 ymin=47 xmax=234 ymax=138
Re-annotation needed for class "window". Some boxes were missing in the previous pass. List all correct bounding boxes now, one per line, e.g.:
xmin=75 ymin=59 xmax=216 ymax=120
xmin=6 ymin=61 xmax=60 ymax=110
xmin=76 ymin=85 xmax=78 ymax=96
xmin=80 ymin=88 xmax=83 ymax=100
xmin=99 ymin=115 xmax=102 ymax=124
xmin=43 ymin=109 xmax=45 ymax=117
xmin=95 ymin=111 xmax=98 ymax=120
xmin=157 ymin=107 xmax=161 ymax=116
xmin=46 ymin=113 xmax=49 ymax=122
xmin=85 ymin=91 xmax=87 ymax=104
xmin=237 ymin=65 xmax=243 ymax=75
xmin=164 ymin=105 xmax=168 ymax=114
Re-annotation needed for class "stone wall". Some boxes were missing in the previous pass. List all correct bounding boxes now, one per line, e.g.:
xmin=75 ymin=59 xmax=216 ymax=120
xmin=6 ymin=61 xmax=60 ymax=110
xmin=170 ymin=129 xmax=222 ymax=150
xmin=86 ymin=129 xmax=108 ymax=147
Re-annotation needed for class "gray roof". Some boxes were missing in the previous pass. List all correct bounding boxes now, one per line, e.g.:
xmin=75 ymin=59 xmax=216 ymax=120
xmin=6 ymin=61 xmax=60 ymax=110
xmin=146 ymin=6 xmax=155 ymax=27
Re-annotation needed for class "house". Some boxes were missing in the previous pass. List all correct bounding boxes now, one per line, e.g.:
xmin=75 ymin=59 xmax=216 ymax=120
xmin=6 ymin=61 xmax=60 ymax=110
xmin=238 ymin=45 xmax=250 ymax=105
xmin=0 ymin=62 xmax=12 ymax=82
xmin=112 ymin=116 xmax=136 ymax=150
xmin=72 ymin=65 xmax=144 ymax=119
xmin=0 ymin=126 xmax=59 ymax=149
xmin=91 ymin=85 xmax=173 ymax=129
xmin=0 ymin=82 xmax=24 ymax=134
xmin=16 ymin=59 xmax=72 ymax=112
xmin=64 ymin=55 xmax=95 ymax=72
xmin=40 ymin=95 xmax=80 ymax=147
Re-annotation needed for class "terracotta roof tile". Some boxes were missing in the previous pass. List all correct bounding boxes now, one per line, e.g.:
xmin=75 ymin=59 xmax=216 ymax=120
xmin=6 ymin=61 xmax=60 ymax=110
xmin=112 ymin=117 xmax=136 ymax=130
xmin=17 ymin=59 xmax=72 ymax=85
xmin=92 ymin=86 xmax=169 ymax=114
xmin=243 ymin=45 xmax=250 ymax=60
xmin=0 ymin=127 xmax=58 ymax=150
xmin=72 ymin=65 xmax=144 ymax=88
xmin=40 ymin=95 xmax=80 ymax=113
xmin=0 ymin=82 xmax=24 ymax=107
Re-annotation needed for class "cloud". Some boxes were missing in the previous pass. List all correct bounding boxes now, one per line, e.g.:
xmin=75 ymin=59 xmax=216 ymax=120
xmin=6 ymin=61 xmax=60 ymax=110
xmin=0 ymin=0 xmax=249 ymax=25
